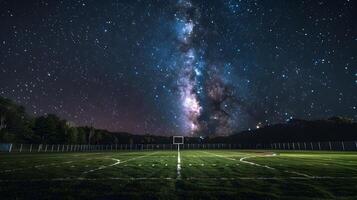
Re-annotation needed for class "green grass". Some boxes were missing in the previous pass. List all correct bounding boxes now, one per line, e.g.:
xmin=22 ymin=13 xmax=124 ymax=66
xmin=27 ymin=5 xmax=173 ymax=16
xmin=1 ymin=150 xmax=357 ymax=199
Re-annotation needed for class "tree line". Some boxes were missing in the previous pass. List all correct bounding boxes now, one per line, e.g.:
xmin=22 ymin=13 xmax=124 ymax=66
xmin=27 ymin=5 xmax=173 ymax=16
xmin=0 ymin=96 xmax=170 ymax=144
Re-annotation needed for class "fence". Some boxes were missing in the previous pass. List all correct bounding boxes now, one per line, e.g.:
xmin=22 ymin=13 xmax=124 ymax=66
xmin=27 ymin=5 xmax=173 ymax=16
xmin=1 ymin=141 xmax=357 ymax=152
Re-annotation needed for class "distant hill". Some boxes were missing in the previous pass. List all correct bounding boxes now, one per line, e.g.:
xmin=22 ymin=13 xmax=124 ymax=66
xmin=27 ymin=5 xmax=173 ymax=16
xmin=209 ymin=117 xmax=357 ymax=144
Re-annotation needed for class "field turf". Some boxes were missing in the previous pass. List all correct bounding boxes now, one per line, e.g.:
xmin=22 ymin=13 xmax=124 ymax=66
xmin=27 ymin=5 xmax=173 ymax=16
xmin=1 ymin=150 xmax=357 ymax=199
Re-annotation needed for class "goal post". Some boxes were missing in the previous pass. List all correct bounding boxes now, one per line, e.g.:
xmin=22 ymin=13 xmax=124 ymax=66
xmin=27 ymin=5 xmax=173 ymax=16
xmin=173 ymin=136 xmax=184 ymax=151
xmin=173 ymin=136 xmax=184 ymax=145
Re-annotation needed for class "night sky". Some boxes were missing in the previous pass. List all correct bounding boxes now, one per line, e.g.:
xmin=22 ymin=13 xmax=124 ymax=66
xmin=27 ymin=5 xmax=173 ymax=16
xmin=0 ymin=0 xmax=356 ymax=136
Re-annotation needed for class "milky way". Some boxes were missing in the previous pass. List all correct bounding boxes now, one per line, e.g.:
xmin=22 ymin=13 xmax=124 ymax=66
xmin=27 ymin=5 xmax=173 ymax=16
xmin=0 ymin=0 xmax=356 ymax=136
xmin=174 ymin=0 xmax=202 ymax=135
xmin=174 ymin=0 xmax=252 ymax=136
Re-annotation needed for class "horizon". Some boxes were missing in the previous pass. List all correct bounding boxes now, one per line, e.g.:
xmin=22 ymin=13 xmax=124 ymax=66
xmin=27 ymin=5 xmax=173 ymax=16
xmin=2 ymin=94 xmax=355 ymax=137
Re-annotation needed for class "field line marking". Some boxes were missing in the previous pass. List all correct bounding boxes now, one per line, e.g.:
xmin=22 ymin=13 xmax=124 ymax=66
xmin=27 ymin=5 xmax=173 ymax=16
xmin=2 ymin=176 xmax=357 ymax=182
xmin=82 ymin=158 xmax=120 ymax=174
xmin=202 ymin=151 xmax=239 ymax=161
xmin=239 ymin=154 xmax=313 ymax=178
xmin=239 ymin=154 xmax=276 ymax=170
xmin=0 ymin=152 xmax=154 ymax=174
xmin=0 ymin=155 xmax=119 ymax=173
xmin=202 ymin=151 xmax=276 ymax=170
xmin=177 ymin=145 xmax=181 ymax=179
xmin=0 ymin=153 xmax=114 ymax=173
xmin=82 ymin=151 xmax=158 ymax=174
xmin=0 ymin=160 xmax=76 ymax=173
xmin=284 ymin=170 xmax=313 ymax=178
xmin=244 ymin=154 xmax=313 ymax=177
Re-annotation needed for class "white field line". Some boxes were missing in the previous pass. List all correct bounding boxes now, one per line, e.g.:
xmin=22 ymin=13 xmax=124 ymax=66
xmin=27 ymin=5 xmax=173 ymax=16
xmin=284 ymin=170 xmax=313 ymax=178
xmin=72 ymin=153 xmax=103 ymax=157
xmin=0 ymin=155 xmax=113 ymax=173
xmin=205 ymin=151 xmax=313 ymax=178
xmin=177 ymin=145 xmax=181 ymax=179
xmin=239 ymin=154 xmax=277 ymax=170
xmin=2 ymin=176 xmax=357 ymax=182
xmin=0 ymin=161 xmax=75 ymax=173
xmin=203 ymin=151 xmax=276 ymax=170
xmin=241 ymin=155 xmax=314 ymax=178
xmin=0 ymin=154 xmax=113 ymax=173
xmin=150 ymin=156 xmax=175 ymax=158
xmin=1 ymin=152 xmax=157 ymax=174
xmin=82 ymin=158 xmax=121 ymax=174
xmin=238 ymin=154 xmax=313 ymax=177
xmin=0 ymin=152 xmax=145 ymax=173
xmin=202 ymin=151 xmax=240 ymax=161
xmin=82 ymin=151 xmax=158 ymax=174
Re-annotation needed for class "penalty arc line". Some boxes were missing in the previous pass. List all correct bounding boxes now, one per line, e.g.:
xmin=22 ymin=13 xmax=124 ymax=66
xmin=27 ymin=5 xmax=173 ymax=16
xmin=204 ymin=151 xmax=276 ymax=170
xmin=284 ymin=170 xmax=313 ymax=178
xmin=82 ymin=151 xmax=158 ymax=174
xmin=202 ymin=151 xmax=253 ymax=162
xmin=0 ymin=160 xmax=76 ymax=173
xmin=239 ymin=154 xmax=313 ymax=177
xmin=0 ymin=154 xmax=110 ymax=174
xmin=83 ymin=158 xmax=121 ymax=174
xmin=203 ymin=151 xmax=312 ymax=178
xmin=239 ymin=154 xmax=277 ymax=170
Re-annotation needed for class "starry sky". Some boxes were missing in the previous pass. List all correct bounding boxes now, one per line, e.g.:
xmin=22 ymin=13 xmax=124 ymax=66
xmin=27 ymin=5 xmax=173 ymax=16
xmin=0 ymin=0 xmax=356 ymax=136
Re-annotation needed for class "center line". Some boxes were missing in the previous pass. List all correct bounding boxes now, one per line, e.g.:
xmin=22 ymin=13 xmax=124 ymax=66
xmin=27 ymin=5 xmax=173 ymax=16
xmin=177 ymin=144 xmax=181 ymax=180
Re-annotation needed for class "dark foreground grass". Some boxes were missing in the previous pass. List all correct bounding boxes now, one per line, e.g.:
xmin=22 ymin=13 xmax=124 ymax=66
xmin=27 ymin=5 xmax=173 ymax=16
xmin=0 ymin=150 xmax=357 ymax=199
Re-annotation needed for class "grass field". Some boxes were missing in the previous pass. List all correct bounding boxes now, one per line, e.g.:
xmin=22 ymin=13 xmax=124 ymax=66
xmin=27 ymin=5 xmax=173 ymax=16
xmin=1 ymin=150 xmax=357 ymax=199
